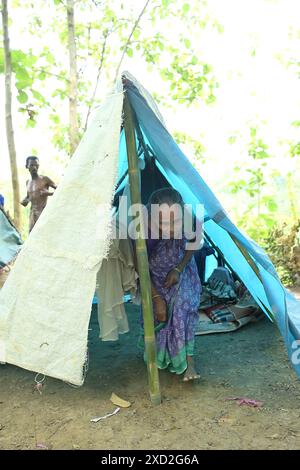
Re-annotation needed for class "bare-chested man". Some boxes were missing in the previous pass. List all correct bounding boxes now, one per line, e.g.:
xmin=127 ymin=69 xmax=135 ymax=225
xmin=21 ymin=156 xmax=57 ymax=232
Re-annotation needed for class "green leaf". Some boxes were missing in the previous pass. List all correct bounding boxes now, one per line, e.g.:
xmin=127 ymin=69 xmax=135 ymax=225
xmin=228 ymin=136 xmax=237 ymax=144
xmin=17 ymin=90 xmax=29 ymax=104
xmin=45 ymin=52 xmax=55 ymax=65
xmin=38 ymin=72 xmax=47 ymax=81
xmin=50 ymin=113 xmax=60 ymax=124
xmin=266 ymin=199 xmax=277 ymax=212
xmin=182 ymin=3 xmax=190 ymax=14
xmin=133 ymin=29 xmax=140 ymax=40
xmin=27 ymin=119 xmax=36 ymax=128
xmin=11 ymin=49 xmax=28 ymax=66
xmin=184 ymin=38 xmax=191 ymax=49
xmin=290 ymin=142 xmax=300 ymax=157
xmin=26 ymin=52 xmax=38 ymax=67
xmin=126 ymin=47 xmax=133 ymax=58
xmin=31 ymin=90 xmax=43 ymax=100
xmin=203 ymin=63 xmax=212 ymax=74
xmin=207 ymin=94 xmax=216 ymax=104
xmin=31 ymin=89 xmax=47 ymax=103
xmin=15 ymin=68 xmax=32 ymax=89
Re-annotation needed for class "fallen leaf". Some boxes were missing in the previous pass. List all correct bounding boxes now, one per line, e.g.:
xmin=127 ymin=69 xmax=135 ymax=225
xmin=218 ymin=417 xmax=236 ymax=425
xmin=110 ymin=393 xmax=131 ymax=408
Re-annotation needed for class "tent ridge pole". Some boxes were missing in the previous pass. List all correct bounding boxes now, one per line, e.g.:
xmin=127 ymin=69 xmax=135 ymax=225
xmin=123 ymin=92 xmax=161 ymax=406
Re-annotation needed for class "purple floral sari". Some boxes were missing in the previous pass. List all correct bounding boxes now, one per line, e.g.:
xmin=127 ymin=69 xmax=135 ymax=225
xmin=142 ymin=237 xmax=201 ymax=375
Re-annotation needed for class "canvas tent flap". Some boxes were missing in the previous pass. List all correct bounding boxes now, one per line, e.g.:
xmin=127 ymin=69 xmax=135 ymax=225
xmin=0 ymin=89 xmax=123 ymax=385
xmin=0 ymin=209 xmax=22 ymax=266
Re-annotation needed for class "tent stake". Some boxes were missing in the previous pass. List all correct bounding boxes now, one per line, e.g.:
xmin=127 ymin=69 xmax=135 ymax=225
xmin=123 ymin=94 xmax=161 ymax=406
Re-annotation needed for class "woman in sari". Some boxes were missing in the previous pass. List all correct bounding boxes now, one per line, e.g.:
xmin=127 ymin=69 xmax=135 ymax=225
xmin=144 ymin=187 xmax=202 ymax=381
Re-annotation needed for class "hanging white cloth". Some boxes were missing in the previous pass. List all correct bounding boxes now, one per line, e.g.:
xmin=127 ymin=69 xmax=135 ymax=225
xmin=96 ymin=183 xmax=138 ymax=341
xmin=96 ymin=236 xmax=137 ymax=341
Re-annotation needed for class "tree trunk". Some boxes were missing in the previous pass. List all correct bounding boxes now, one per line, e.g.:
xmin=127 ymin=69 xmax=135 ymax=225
xmin=67 ymin=0 xmax=79 ymax=156
xmin=1 ymin=0 xmax=21 ymax=229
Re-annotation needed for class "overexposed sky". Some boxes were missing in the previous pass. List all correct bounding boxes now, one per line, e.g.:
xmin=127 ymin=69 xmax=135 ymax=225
xmin=1 ymin=0 xmax=300 ymax=207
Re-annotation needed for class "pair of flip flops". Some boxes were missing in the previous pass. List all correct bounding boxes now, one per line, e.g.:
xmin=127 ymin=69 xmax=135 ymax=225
xmin=183 ymin=370 xmax=201 ymax=382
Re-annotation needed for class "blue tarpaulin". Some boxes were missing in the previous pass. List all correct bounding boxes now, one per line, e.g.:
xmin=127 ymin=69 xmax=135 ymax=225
xmin=121 ymin=74 xmax=300 ymax=377
xmin=0 ymin=209 xmax=22 ymax=267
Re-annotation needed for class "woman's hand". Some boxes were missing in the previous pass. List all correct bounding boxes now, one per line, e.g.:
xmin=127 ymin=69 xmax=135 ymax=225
xmin=20 ymin=198 xmax=29 ymax=207
xmin=153 ymin=296 xmax=167 ymax=322
xmin=164 ymin=269 xmax=180 ymax=288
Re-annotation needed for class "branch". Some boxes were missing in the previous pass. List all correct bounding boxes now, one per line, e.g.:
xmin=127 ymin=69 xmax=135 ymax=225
xmin=77 ymin=23 xmax=92 ymax=78
xmin=83 ymin=31 xmax=108 ymax=132
xmin=113 ymin=0 xmax=151 ymax=84
xmin=35 ymin=67 xmax=69 ymax=82
xmin=90 ymin=0 xmax=105 ymax=6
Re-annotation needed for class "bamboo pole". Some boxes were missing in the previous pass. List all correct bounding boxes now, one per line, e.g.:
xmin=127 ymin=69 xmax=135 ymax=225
xmin=123 ymin=94 xmax=161 ymax=405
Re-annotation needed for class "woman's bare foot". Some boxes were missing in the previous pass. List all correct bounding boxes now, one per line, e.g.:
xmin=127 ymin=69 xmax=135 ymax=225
xmin=183 ymin=357 xmax=200 ymax=382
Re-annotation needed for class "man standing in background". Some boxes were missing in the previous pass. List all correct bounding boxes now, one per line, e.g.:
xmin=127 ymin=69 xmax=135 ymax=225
xmin=21 ymin=156 xmax=57 ymax=232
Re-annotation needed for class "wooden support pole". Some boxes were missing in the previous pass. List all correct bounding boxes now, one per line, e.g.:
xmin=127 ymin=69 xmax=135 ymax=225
xmin=123 ymin=94 xmax=161 ymax=405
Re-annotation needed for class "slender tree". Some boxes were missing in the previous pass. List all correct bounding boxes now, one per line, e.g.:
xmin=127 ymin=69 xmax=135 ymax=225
xmin=1 ymin=0 xmax=21 ymax=228
xmin=67 ymin=0 xmax=79 ymax=155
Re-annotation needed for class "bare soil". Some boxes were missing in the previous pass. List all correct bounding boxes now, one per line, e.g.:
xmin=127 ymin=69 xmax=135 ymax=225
xmin=0 ymin=289 xmax=300 ymax=450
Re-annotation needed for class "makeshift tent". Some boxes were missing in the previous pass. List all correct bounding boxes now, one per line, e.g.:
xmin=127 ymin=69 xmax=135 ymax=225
xmin=0 ymin=72 xmax=299 ymax=403
xmin=0 ymin=207 xmax=22 ymax=269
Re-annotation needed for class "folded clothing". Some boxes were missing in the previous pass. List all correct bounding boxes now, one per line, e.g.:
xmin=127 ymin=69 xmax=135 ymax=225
xmin=201 ymin=304 xmax=235 ymax=323
xmin=196 ymin=315 xmax=254 ymax=335
xmin=210 ymin=310 xmax=235 ymax=323
xmin=201 ymin=296 xmax=261 ymax=323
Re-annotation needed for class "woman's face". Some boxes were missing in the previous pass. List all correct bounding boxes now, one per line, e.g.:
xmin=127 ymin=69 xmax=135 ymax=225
xmin=151 ymin=203 xmax=183 ymax=239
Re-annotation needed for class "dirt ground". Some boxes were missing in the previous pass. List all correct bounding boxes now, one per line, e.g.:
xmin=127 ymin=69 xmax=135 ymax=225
xmin=0 ymin=289 xmax=300 ymax=450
